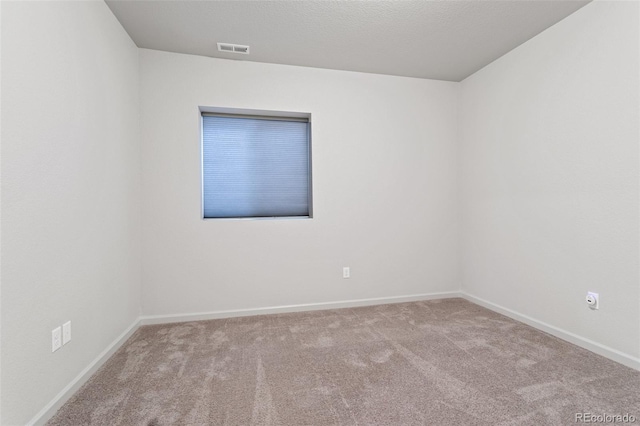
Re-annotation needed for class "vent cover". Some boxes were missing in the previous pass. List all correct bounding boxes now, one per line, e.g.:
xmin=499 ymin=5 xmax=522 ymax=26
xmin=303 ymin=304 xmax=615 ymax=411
xmin=217 ymin=43 xmax=250 ymax=55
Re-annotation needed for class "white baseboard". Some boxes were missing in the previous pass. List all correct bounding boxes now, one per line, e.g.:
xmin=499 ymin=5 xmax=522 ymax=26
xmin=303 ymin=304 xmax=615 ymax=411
xmin=461 ymin=291 xmax=640 ymax=371
xmin=27 ymin=317 xmax=141 ymax=426
xmin=140 ymin=291 xmax=462 ymax=325
xmin=27 ymin=290 xmax=639 ymax=425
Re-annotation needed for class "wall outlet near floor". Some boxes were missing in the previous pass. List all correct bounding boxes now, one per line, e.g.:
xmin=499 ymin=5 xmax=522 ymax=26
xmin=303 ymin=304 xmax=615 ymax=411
xmin=343 ymin=267 xmax=350 ymax=279
xmin=52 ymin=327 xmax=62 ymax=352
xmin=62 ymin=321 xmax=71 ymax=345
xmin=586 ymin=292 xmax=599 ymax=310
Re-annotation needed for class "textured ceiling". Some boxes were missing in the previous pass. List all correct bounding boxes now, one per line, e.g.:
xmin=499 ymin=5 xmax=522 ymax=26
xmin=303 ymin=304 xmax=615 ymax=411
xmin=106 ymin=0 xmax=590 ymax=82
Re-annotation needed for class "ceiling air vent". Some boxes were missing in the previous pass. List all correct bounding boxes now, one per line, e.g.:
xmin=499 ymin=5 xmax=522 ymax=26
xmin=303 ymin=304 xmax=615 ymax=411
xmin=217 ymin=43 xmax=250 ymax=55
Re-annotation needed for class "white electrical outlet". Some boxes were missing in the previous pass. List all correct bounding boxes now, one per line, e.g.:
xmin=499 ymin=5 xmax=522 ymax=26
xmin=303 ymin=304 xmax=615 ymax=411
xmin=62 ymin=321 xmax=71 ymax=345
xmin=52 ymin=327 xmax=62 ymax=352
xmin=343 ymin=267 xmax=350 ymax=279
xmin=586 ymin=292 xmax=599 ymax=310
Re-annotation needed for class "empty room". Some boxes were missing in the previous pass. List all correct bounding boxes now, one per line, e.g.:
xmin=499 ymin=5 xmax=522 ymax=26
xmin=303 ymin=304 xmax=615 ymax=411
xmin=1 ymin=0 xmax=639 ymax=425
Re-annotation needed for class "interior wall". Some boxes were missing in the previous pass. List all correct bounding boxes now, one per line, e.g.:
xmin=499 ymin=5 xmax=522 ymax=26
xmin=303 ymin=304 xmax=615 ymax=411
xmin=460 ymin=1 xmax=639 ymax=360
xmin=2 ymin=0 xmax=638 ymax=422
xmin=139 ymin=49 xmax=459 ymax=317
xmin=1 ymin=2 xmax=141 ymax=424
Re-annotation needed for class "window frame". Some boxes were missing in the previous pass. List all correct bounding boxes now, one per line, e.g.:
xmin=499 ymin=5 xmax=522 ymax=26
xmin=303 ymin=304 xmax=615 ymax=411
xmin=199 ymin=106 xmax=313 ymax=220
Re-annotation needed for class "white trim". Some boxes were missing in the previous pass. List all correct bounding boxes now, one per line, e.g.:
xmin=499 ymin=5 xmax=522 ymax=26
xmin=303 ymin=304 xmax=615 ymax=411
xmin=140 ymin=291 xmax=461 ymax=325
xmin=461 ymin=291 xmax=640 ymax=371
xmin=26 ymin=291 xmax=640 ymax=425
xmin=27 ymin=317 xmax=141 ymax=426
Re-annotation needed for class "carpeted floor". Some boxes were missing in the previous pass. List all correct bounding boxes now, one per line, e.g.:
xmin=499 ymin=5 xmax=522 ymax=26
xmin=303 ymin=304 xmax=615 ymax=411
xmin=48 ymin=298 xmax=640 ymax=425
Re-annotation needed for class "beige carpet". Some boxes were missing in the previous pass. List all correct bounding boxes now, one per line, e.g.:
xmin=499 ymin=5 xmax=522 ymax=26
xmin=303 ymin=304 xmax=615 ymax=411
xmin=48 ymin=298 xmax=640 ymax=425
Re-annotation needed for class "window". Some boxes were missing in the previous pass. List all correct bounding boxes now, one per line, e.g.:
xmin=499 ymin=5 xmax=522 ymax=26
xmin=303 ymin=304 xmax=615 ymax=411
xmin=201 ymin=110 xmax=312 ymax=219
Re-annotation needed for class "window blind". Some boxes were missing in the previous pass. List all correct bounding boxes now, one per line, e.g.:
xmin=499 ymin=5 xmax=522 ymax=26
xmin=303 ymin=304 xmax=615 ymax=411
xmin=202 ymin=114 xmax=310 ymax=218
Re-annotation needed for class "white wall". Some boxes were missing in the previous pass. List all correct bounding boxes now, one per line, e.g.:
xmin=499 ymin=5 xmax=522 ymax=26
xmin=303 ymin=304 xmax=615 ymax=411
xmin=2 ymin=0 xmax=638 ymax=423
xmin=460 ymin=1 xmax=639 ymax=360
xmin=140 ymin=49 xmax=459 ymax=317
xmin=1 ymin=2 xmax=140 ymax=424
